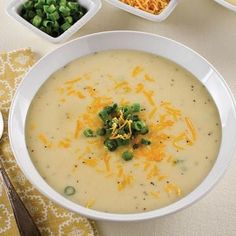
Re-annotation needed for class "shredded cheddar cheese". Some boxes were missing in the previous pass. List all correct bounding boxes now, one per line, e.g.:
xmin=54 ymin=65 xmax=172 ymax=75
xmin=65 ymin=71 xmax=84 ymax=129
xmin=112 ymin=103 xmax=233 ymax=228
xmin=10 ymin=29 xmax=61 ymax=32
xmin=83 ymin=158 xmax=98 ymax=167
xmin=38 ymin=134 xmax=52 ymax=148
xmin=172 ymin=133 xmax=186 ymax=150
xmin=115 ymin=81 xmax=131 ymax=91
xmin=64 ymin=77 xmax=81 ymax=85
xmin=143 ymin=90 xmax=155 ymax=106
xmin=185 ymin=117 xmax=196 ymax=141
xmin=74 ymin=119 xmax=82 ymax=139
xmin=132 ymin=66 xmax=143 ymax=77
xmin=149 ymin=106 xmax=157 ymax=119
xmin=58 ymin=138 xmax=71 ymax=148
xmin=164 ymin=183 xmax=182 ymax=196
xmin=144 ymin=74 xmax=155 ymax=82
xmin=103 ymin=154 xmax=111 ymax=172
xmin=86 ymin=199 xmax=95 ymax=208
xmin=120 ymin=0 xmax=170 ymax=15
xmin=150 ymin=191 xmax=160 ymax=199
xmin=136 ymin=83 xmax=144 ymax=93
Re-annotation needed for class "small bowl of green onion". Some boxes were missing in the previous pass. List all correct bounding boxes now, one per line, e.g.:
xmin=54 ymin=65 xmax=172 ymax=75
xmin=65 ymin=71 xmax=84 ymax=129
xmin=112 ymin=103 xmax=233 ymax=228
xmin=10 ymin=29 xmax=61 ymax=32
xmin=6 ymin=0 xmax=102 ymax=43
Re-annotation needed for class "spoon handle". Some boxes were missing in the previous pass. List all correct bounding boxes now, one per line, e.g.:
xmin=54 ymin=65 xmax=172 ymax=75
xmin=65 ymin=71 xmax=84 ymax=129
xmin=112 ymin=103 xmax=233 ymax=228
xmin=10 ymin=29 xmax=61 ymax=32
xmin=0 ymin=167 xmax=41 ymax=236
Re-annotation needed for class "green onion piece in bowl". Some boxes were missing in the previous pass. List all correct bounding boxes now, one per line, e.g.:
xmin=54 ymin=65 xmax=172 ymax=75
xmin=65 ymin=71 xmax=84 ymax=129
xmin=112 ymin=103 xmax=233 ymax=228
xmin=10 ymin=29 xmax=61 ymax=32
xmin=64 ymin=186 xmax=76 ymax=196
xmin=65 ymin=16 xmax=73 ymax=24
xmin=47 ymin=11 xmax=60 ymax=21
xmin=122 ymin=151 xmax=133 ymax=161
xmin=131 ymin=103 xmax=140 ymax=112
xmin=32 ymin=15 xmax=42 ymax=27
xmin=83 ymin=128 xmax=95 ymax=137
xmin=104 ymin=139 xmax=118 ymax=151
xmin=23 ymin=1 xmax=34 ymax=9
xmin=141 ymin=138 xmax=151 ymax=145
xmin=36 ymin=8 xmax=45 ymax=17
xmin=61 ymin=22 xmax=71 ymax=31
xmin=59 ymin=6 xmax=71 ymax=17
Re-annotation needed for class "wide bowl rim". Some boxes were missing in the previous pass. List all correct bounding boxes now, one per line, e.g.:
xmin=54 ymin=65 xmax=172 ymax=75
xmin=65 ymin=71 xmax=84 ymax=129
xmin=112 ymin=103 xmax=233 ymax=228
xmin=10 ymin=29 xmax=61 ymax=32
xmin=8 ymin=30 xmax=236 ymax=221
xmin=214 ymin=0 xmax=236 ymax=12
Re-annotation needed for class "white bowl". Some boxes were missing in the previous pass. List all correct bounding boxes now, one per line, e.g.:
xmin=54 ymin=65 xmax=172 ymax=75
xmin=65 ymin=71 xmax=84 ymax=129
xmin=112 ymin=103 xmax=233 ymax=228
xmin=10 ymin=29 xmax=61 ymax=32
xmin=6 ymin=0 xmax=102 ymax=43
xmin=214 ymin=0 xmax=236 ymax=12
xmin=105 ymin=0 xmax=178 ymax=22
xmin=9 ymin=31 xmax=236 ymax=221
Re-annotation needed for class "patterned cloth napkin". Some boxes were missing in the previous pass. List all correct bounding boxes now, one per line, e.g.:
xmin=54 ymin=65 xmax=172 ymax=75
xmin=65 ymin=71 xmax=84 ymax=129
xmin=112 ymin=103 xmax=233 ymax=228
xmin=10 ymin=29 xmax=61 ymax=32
xmin=0 ymin=49 xmax=99 ymax=236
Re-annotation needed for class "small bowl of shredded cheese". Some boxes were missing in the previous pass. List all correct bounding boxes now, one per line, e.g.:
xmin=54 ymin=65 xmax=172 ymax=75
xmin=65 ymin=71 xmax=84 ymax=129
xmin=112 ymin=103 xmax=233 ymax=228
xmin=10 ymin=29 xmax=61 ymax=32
xmin=105 ymin=0 xmax=178 ymax=21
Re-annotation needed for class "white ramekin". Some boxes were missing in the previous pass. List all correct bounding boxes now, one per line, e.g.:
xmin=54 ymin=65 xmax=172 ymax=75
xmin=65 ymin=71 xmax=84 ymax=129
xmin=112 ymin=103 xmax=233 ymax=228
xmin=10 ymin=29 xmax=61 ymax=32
xmin=105 ymin=0 xmax=179 ymax=22
xmin=6 ymin=0 xmax=102 ymax=43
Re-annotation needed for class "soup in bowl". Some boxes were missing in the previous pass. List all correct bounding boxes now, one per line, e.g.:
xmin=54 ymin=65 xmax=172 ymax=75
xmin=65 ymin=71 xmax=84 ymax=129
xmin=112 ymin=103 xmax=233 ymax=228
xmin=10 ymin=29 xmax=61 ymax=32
xmin=9 ymin=31 xmax=236 ymax=221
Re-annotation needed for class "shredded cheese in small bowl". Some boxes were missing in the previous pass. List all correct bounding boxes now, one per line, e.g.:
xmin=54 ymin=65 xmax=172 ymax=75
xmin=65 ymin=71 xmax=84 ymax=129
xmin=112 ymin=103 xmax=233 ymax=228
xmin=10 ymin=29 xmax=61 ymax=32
xmin=121 ymin=0 xmax=170 ymax=15
xmin=105 ymin=0 xmax=178 ymax=22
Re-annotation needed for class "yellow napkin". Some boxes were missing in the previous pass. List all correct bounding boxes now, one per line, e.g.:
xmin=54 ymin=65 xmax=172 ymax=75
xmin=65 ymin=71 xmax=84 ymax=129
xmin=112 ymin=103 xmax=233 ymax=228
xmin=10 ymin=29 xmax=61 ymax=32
xmin=0 ymin=49 xmax=99 ymax=236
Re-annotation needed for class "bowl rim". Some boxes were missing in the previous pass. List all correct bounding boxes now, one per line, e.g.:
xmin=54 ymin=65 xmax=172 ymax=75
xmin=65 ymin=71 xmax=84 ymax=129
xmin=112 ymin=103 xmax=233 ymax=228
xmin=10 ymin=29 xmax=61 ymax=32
xmin=105 ymin=0 xmax=179 ymax=22
xmin=5 ymin=0 xmax=102 ymax=43
xmin=214 ymin=0 xmax=236 ymax=12
xmin=8 ymin=30 xmax=236 ymax=221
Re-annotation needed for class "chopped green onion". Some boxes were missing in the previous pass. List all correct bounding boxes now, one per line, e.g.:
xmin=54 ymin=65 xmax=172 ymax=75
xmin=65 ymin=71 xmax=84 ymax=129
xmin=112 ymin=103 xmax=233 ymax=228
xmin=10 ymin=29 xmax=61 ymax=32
xmin=23 ymin=1 xmax=34 ymax=9
xmin=36 ymin=8 xmax=45 ymax=17
xmin=42 ymin=20 xmax=54 ymax=28
xmin=141 ymin=138 xmax=151 ymax=145
xmin=122 ymin=151 xmax=133 ymax=161
xmin=67 ymin=2 xmax=79 ymax=10
xmin=130 ymin=114 xmax=139 ymax=121
xmin=32 ymin=15 xmax=42 ymax=27
xmin=27 ymin=10 xmax=36 ymax=19
xmin=61 ymin=22 xmax=71 ymax=31
xmin=140 ymin=126 xmax=149 ymax=135
xmin=65 ymin=16 xmax=73 ymax=24
xmin=20 ymin=0 xmax=87 ymax=37
xmin=64 ymin=186 xmax=76 ymax=196
xmin=52 ymin=20 xmax=59 ymax=29
xmin=117 ymin=138 xmax=130 ymax=146
xmin=104 ymin=139 xmax=118 ymax=151
xmin=83 ymin=129 xmax=95 ymax=137
xmin=131 ymin=103 xmax=140 ymax=113
xmin=83 ymin=102 xmax=151 ymax=160
xmin=47 ymin=4 xmax=57 ymax=13
xmin=60 ymin=0 xmax=67 ymax=6
xmin=96 ymin=128 xmax=106 ymax=136
xmin=133 ymin=121 xmax=145 ymax=131
xmin=46 ymin=0 xmax=56 ymax=5
xmin=59 ymin=5 xmax=71 ymax=17
xmin=47 ymin=11 xmax=60 ymax=21
xmin=34 ymin=0 xmax=45 ymax=9
xmin=123 ymin=106 xmax=131 ymax=117
xmin=99 ymin=110 xmax=109 ymax=122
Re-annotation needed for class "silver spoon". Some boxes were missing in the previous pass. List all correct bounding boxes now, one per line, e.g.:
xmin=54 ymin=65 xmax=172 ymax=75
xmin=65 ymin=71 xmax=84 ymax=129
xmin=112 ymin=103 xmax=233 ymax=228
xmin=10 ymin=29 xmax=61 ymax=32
xmin=0 ymin=112 xmax=41 ymax=236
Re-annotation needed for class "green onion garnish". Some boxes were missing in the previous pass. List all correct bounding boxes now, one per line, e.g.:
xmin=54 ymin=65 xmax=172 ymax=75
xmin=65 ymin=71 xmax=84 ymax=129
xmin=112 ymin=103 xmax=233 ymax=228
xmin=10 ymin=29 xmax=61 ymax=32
xmin=83 ymin=129 xmax=95 ymax=137
xmin=20 ymin=0 xmax=87 ymax=37
xmin=83 ymin=103 xmax=151 ymax=160
xmin=64 ymin=186 xmax=76 ymax=196
xmin=141 ymin=138 xmax=151 ymax=145
xmin=122 ymin=151 xmax=133 ymax=161
xmin=104 ymin=139 xmax=118 ymax=152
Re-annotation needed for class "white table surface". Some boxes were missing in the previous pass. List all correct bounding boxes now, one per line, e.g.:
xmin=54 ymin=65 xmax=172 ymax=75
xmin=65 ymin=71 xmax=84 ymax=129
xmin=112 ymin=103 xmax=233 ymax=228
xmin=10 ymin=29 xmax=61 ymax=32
xmin=1 ymin=0 xmax=236 ymax=235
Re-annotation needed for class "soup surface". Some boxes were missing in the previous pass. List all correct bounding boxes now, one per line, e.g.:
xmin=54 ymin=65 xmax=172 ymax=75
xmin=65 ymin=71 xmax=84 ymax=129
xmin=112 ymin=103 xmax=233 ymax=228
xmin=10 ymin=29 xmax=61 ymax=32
xmin=26 ymin=50 xmax=221 ymax=213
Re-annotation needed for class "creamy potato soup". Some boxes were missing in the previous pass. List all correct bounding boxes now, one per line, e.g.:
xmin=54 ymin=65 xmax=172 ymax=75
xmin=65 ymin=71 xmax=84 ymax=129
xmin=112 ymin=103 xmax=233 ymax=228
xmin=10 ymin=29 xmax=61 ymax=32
xmin=26 ymin=50 xmax=221 ymax=213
